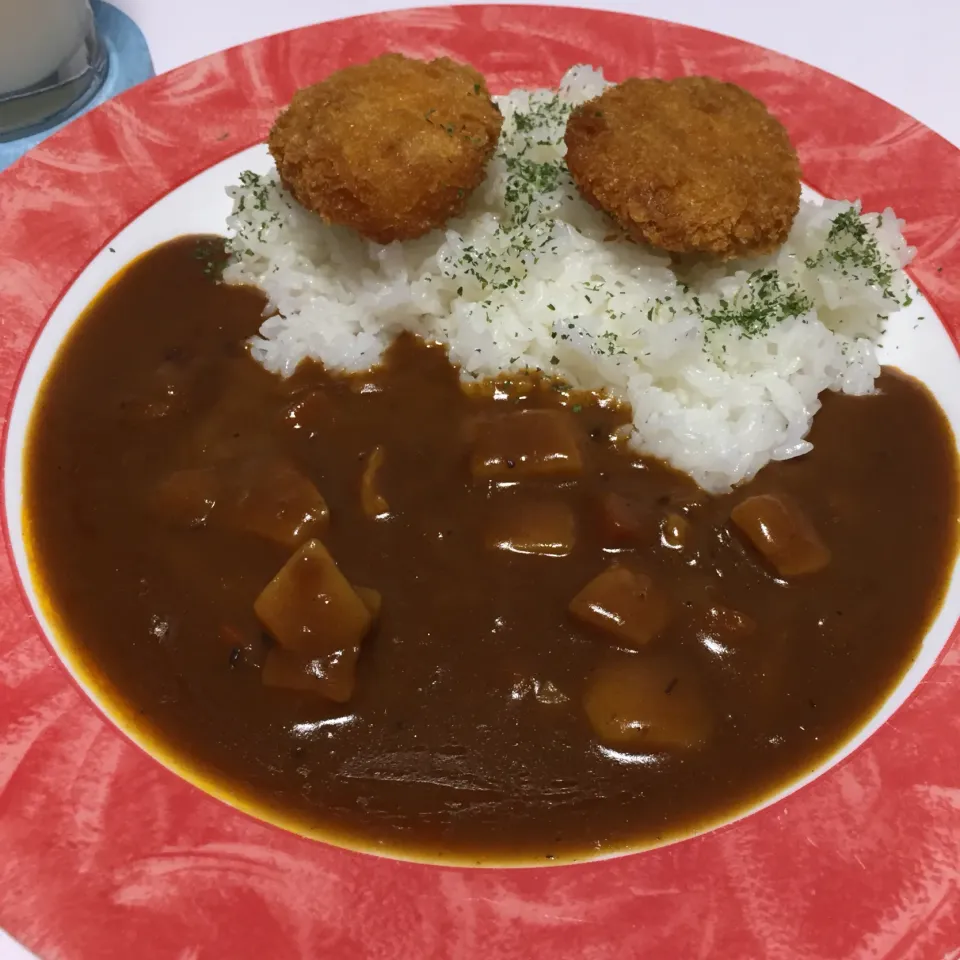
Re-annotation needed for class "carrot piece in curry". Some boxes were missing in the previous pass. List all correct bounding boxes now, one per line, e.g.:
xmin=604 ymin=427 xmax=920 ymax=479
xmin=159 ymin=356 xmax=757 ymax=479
xmin=597 ymin=492 xmax=658 ymax=546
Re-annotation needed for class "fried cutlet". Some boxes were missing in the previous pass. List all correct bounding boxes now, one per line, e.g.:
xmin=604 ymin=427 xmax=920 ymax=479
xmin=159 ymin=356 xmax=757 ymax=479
xmin=269 ymin=53 xmax=503 ymax=244
xmin=564 ymin=76 xmax=801 ymax=258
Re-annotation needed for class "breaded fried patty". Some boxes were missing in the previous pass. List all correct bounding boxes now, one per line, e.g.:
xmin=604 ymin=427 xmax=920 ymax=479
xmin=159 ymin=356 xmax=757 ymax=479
xmin=268 ymin=53 xmax=503 ymax=244
xmin=564 ymin=76 xmax=801 ymax=258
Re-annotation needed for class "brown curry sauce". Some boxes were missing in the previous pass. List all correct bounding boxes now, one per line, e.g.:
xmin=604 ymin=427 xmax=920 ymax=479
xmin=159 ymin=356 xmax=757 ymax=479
xmin=23 ymin=237 xmax=959 ymax=863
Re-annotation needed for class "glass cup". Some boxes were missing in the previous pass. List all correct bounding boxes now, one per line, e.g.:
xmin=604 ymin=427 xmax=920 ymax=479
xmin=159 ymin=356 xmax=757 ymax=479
xmin=0 ymin=0 xmax=108 ymax=141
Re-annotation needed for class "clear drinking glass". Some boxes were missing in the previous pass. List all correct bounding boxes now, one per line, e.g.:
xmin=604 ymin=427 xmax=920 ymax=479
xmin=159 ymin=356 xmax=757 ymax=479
xmin=0 ymin=0 xmax=107 ymax=141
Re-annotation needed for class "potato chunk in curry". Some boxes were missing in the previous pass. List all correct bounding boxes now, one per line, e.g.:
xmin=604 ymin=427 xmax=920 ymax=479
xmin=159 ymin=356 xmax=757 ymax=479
xmin=254 ymin=538 xmax=373 ymax=659
xmin=224 ymin=457 xmax=329 ymax=547
xmin=151 ymin=466 xmax=220 ymax=529
xmin=730 ymin=492 xmax=830 ymax=577
xmin=260 ymin=585 xmax=381 ymax=702
xmin=569 ymin=566 xmax=671 ymax=649
xmin=486 ymin=498 xmax=576 ymax=556
xmin=261 ymin=646 xmax=360 ymax=702
xmin=470 ymin=409 xmax=582 ymax=480
xmin=354 ymin=586 xmax=383 ymax=619
xmin=152 ymin=457 xmax=328 ymax=548
xmin=584 ymin=654 xmax=711 ymax=749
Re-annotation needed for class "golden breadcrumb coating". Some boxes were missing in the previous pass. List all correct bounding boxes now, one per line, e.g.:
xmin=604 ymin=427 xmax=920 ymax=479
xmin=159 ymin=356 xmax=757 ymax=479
xmin=564 ymin=76 xmax=801 ymax=258
xmin=268 ymin=53 xmax=503 ymax=243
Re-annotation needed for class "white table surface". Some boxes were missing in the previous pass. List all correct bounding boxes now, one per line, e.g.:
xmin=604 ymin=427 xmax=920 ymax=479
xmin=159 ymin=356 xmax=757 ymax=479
xmin=2 ymin=1 xmax=957 ymax=957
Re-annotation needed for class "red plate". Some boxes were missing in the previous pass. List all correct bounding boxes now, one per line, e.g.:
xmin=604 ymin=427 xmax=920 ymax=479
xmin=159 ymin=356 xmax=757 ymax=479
xmin=2 ymin=7 xmax=960 ymax=958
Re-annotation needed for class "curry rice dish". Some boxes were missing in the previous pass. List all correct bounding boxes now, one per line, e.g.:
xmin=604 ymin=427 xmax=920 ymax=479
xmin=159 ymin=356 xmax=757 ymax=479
xmin=21 ymin=56 xmax=960 ymax=864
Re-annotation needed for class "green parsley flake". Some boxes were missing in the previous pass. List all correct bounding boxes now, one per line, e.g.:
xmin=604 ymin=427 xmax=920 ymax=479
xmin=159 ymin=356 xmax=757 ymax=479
xmin=805 ymin=206 xmax=905 ymax=304
xmin=703 ymin=270 xmax=812 ymax=339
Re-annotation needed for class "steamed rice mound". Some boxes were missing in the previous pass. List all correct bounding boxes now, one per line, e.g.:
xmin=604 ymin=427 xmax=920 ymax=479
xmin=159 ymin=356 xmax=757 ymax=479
xmin=268 ymin=53 xmax=503 ymax=244
xmin=226 ymin=66 xmax=914 ymax=493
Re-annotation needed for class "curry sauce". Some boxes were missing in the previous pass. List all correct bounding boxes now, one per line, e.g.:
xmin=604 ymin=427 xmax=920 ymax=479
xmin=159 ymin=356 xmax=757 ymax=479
xmin=23 ymin=237 xmax=959 ymax=863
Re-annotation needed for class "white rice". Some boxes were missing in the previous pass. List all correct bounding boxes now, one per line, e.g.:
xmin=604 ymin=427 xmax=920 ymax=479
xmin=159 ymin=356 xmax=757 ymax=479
xmin=223 ymin=65 xmax=914 ymax=492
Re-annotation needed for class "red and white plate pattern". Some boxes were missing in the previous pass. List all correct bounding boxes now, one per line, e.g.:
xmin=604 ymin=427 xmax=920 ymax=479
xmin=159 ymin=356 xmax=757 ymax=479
xmin=2 ymin=7 xmax=960 ymax=958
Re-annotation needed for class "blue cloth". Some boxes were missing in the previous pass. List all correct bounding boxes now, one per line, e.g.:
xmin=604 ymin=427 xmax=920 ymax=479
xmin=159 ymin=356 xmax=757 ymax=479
xmin=0 ymin=1 xmax=155 ymax=171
